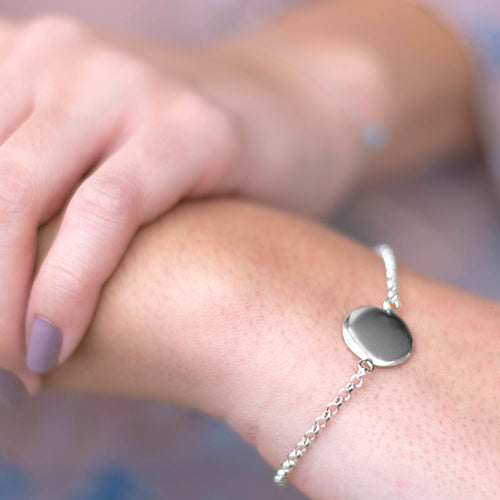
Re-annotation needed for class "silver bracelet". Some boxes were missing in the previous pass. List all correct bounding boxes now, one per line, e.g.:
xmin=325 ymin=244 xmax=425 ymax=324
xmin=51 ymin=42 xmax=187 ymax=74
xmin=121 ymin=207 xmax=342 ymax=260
xmin=273 ymin=244 xmax=413 ymax=485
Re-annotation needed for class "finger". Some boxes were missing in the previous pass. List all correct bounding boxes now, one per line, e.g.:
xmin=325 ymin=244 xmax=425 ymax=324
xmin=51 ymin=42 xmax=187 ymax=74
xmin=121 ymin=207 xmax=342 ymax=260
xmin=0 ymin=102 xmax=122 ymax=393
xmin=0 ymin=27 xmax=36 ymax=145
xmin=0 ymin=216 xmax=40 ymax=405
xmin=26 ymin=101 xmax=237 ymax=373
xmin=0 ymin=99 xmax=123 ymax=218
xmin=0 ymin=80 xmax=33 ymax=145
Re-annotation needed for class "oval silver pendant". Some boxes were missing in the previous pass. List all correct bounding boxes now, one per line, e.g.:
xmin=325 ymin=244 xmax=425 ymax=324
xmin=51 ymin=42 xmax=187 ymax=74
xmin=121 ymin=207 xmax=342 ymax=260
xmin=342 ymin=306 xmax=413 ymax=367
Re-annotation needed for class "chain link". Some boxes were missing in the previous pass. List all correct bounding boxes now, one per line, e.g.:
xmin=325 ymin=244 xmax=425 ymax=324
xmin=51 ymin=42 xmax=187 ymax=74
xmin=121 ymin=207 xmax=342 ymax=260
xmin=375 ymin=244 xmax=401 ymax=312
xmin=273 ymin=359 xmax=374 ymax=485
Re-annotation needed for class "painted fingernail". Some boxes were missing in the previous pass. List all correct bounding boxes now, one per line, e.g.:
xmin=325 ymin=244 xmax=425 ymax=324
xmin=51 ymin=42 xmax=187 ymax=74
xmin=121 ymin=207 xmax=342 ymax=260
xmin=0 ymin=369 xmax=28 ymax=409
xmin=26 ymin=318 xmax=62 ymax=374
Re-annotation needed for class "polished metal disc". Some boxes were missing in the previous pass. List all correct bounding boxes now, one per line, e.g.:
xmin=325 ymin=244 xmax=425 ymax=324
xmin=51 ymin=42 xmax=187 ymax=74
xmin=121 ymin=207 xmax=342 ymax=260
xmin=342 ymin=306 xmax=413 ymax=367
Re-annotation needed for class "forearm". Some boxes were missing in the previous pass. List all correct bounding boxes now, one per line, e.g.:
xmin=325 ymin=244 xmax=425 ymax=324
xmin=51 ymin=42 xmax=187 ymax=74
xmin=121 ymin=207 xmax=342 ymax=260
xmin=191 ymin=0 xmax=478 ymax=208
xmin=40 ymin=199 xmax=499 ymax=498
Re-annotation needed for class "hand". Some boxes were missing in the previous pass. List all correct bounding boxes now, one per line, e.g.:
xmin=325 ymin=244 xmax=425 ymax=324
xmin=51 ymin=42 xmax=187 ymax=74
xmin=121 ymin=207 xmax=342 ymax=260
xmin=0 ymin=15 xmax=243 ymax=393
xmin=35 ymin=198 xmax=498 ymax=498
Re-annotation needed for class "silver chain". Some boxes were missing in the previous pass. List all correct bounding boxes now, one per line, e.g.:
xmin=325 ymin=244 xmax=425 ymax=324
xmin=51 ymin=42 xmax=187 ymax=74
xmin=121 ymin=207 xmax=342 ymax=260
xmin=375 ymin=243 xmax=401 ymax=312
xmin=273 ymin=244 xmax=400 ymax=486
xmin=273 ymin=359 xmax=375 ymax=485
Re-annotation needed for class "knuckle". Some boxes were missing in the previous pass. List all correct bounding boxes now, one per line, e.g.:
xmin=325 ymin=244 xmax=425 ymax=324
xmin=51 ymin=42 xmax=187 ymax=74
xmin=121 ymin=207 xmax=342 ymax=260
xmin=43 ymin=262 xmax=87 ymax=302
xmin=25 ymin=14 xmax=86 ymax=44
xmin=170 ymin=92 xmax=239 ymax=190
xmin=33 ymin=106 xmax=70 ymax=127
xmin=170 ymin=90 xmax=237 ymax=155
xmin=76 ymin=175 xmax=142 ymax=224
xmin=170 ymin=89 xmax=208 ymax=120
xmin=202 ymin=103 xmax=239 ymax=164
xmin=89 ymin=48 xmax=149 ymax=87
xmin=0 ymin=166 xmax=38 ymax=221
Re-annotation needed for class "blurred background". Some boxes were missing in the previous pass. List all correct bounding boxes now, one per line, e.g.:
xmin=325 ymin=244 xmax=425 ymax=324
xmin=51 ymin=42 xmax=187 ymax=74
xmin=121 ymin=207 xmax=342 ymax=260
xmin=0 ymin=0 xmax=498 ymax=499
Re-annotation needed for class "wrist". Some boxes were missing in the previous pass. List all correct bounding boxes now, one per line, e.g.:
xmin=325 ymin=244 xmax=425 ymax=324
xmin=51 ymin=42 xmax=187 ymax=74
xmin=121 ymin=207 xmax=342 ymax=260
xmin=188 ymin=41 xmax=375 ymax=215
xmin=233 ymin=260 xmax=500 ymax=498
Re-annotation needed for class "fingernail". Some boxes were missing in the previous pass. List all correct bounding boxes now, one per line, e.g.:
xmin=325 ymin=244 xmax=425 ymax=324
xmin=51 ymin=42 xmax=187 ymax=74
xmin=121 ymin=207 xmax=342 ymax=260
xmin=26 ymin=318 xmax=62 ymax=374
xmin=0 ymin=368 xmax=28 ymax=409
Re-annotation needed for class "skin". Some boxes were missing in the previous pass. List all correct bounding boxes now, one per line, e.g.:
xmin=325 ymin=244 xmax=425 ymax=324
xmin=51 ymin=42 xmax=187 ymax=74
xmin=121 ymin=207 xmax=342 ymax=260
xmin=0 ymin=0 xmax=476 ymax=386
xmin=31 ymin=198 xmax=499 ymax=500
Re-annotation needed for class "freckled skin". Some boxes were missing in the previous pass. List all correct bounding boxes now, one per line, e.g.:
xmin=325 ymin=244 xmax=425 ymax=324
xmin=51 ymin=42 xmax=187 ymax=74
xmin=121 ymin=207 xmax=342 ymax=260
xmin=37 ymin=199 xmax=500 ymax=499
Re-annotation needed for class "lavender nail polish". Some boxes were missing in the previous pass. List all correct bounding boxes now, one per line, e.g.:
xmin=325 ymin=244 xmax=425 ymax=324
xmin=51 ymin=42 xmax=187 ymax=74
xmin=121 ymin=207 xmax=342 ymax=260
xmin=26 ymin=318 xmax=62 ymax=374
xmin=0 ymin=369 xmax=28 ymax=408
